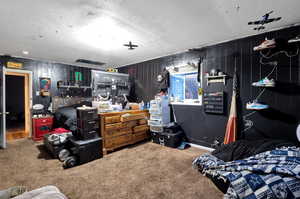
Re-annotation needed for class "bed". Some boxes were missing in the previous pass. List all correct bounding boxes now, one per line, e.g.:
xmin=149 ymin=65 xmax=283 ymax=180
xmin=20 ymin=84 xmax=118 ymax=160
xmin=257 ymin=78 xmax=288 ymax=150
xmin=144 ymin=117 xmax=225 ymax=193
xmin=193 ymin=139 xmax=300 ymax=198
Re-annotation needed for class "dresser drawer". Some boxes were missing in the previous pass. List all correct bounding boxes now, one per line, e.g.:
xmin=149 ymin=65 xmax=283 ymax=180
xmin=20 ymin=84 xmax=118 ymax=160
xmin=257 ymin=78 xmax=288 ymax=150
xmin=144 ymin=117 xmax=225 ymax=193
xmin=105 ymin=123 xmax=123 ymax=131
xmin=122 ymin=120 xmax=138 ymax=128
xmin=133 ymin=125 xmax=149 ymax=133
xmin=104 ymin=116 xmax=120 ymax=124
xmin=138 ymin=119 xmax=147 ymax=125
xmin=120 ymin=113 xmax=147 ymax=122
xmin=104 ymin=138 xmax=114 ymax=148
xmin=105 ymin=128 xmax=132 ymax=138
xmin=113 ymin=134 xmax=132 ymax=146
xmin=132 ymin=131 xmax=149 ymax=143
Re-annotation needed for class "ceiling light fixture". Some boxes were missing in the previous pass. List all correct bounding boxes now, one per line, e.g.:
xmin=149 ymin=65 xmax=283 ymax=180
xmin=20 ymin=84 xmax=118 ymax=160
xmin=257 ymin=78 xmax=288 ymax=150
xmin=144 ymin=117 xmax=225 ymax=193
xmin=74 ymin=17 xmax=137 ymax=51
xmin=22 ymin=50 xmax=29 ymax=55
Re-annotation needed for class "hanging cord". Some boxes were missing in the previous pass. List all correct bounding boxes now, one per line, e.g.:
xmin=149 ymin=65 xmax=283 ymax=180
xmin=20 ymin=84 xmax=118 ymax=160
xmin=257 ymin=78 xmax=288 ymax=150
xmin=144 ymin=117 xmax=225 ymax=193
xmin=254 ymin=88 xmax=266 ymax=101
xmin=241 ymin=111 xmax=256 ymax=133
xmin=259 ymin=48 xmax=299 ymax=59
xmin=241 ymin=88 xmax=265 ymax=133
xmin=242 ymin=56 xmax=278 ymax=133
xmin=252 ymin=60 xmax=278 ymax=101
xmin=264 ymin=62 xmax=278 ymax=79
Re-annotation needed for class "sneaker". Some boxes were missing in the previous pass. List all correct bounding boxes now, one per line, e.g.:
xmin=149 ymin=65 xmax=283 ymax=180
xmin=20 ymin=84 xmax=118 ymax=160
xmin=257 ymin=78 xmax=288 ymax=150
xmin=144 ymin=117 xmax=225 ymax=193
xmin=246 ymin=101 xmax=269 ymax=110
xmin=253 ymin=38 xmax=276 ymax=51
xmin=288 ymin=36 xmax=300 ymax=43
xmin=252 ymin=77 xmax=275 ymax=87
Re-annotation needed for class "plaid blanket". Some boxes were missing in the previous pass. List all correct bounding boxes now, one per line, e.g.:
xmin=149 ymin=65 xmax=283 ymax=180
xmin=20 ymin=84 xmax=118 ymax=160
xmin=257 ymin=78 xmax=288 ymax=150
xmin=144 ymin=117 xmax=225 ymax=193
xmin=193 ymin=147 xmax=300 ymax=199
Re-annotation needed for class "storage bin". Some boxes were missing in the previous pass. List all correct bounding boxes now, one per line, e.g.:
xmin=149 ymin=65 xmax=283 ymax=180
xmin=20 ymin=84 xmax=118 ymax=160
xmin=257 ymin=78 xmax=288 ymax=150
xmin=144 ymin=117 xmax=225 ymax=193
xmin=150 ymin=125 xmax=163 ymax=132
xmin=77 ymin=119 xmax=99 ymax=132
xmin=149 ymin=108 xmax=162 ymax=115
xmin=69 ymin=137 xmax=102 ymax=164
xmin=150 ymin=100 xmax=161 ymax=109
xmin=76 ymin=107 xmax=98 ymax=121
xmin=75 ymin=129 xmax=98 ymax=140
xmin=148 ymin=120 xmax=162 ymax=126
xmin=150 ymin=114 xmax=162 ymax=121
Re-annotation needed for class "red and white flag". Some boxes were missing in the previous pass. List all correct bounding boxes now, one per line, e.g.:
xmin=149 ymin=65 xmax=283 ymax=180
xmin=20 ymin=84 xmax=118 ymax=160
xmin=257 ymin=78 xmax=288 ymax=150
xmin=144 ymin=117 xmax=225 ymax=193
xmin=224 ymin=69 xmax=237 ymax=144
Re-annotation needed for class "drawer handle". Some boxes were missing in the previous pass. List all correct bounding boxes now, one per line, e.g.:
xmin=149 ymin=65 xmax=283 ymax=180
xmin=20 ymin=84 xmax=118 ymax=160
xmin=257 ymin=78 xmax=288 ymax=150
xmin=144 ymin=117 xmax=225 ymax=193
xmin=88 ymin=121 xmax=96 ymax=124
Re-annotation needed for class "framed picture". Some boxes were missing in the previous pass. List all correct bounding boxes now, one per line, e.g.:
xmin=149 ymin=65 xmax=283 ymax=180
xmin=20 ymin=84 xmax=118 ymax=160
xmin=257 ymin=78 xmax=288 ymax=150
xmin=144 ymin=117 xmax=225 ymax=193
xmin=40 ymin=77 xmax=51 ymax=96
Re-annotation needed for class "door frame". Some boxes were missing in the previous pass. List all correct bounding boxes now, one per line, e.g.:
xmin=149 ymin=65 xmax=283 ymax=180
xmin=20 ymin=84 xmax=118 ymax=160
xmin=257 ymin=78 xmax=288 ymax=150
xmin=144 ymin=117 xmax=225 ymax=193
xmin=1 ymin=66 xmax=5 ymax=148
xmin=4 ymin=68 xmax=33 ymax=141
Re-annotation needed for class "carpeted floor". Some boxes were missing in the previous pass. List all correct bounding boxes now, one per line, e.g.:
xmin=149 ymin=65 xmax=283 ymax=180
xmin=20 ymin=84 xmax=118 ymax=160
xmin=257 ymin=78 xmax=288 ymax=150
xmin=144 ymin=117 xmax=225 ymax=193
xmin=0 ymin=139 xmax=223 ymax=199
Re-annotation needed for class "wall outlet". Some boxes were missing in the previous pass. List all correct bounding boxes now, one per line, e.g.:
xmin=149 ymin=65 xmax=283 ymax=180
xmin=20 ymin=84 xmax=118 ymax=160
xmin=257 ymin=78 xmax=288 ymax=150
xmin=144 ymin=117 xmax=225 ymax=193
xmin=36 ymin=91 xmax=40 ymax=96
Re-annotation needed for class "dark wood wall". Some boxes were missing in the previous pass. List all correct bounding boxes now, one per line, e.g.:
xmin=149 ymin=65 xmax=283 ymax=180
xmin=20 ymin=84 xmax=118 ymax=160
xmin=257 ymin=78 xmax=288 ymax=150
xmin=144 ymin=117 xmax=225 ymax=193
xmin=0 ymin=56 xmax=93 ymax=109
xmin=119 ymin=25 xmax=300 ymax=147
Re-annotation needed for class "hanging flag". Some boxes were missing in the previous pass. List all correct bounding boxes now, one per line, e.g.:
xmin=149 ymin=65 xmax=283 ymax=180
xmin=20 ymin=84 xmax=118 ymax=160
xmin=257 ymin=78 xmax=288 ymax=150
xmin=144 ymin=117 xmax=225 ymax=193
xmin=224 ymin=67 xmax=238 ymax=144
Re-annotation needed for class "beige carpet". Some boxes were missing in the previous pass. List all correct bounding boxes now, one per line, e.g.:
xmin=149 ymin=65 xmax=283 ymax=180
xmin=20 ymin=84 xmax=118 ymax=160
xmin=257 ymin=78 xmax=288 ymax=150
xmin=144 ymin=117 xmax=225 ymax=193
xmin=0 ymin=139 xmax=223 ymax=199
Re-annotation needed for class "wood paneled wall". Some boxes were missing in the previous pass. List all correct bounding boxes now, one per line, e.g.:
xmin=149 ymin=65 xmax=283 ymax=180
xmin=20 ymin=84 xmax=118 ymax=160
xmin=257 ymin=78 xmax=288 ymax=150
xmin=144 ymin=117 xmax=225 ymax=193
xmin=119 ymin=25 xmax=300 ymax=147
xmin=0 ymin=56 xmax=93 ymax=109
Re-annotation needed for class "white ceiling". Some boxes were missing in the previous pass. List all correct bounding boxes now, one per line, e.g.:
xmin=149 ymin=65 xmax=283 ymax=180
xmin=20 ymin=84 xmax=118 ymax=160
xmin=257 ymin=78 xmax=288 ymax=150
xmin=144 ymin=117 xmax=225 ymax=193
xmin=0 ymin=0 xmax=300 ymax=68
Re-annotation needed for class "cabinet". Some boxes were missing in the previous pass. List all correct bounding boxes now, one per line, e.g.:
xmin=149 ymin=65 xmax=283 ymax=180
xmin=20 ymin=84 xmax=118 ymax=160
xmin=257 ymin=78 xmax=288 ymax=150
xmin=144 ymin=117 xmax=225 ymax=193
xmin=99 ymin=110 xmax=150 ymax=155
xmin=32 ymin=116 xmax=53 ymax=141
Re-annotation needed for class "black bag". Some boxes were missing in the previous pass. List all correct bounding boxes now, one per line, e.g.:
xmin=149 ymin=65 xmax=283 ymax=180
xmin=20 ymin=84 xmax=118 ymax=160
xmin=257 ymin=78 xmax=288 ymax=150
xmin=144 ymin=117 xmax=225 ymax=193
xmin=164 ymin=123 xmax=182 ymax=134
xmin=151 ymin=130 xmax=183 ymax=148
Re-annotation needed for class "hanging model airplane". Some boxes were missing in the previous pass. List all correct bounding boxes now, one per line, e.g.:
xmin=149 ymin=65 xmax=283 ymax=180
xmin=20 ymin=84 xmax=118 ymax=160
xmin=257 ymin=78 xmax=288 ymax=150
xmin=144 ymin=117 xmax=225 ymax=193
xmin=248 ymin=11 xmax=281 ymax=31
xmin=123 ymin=41 xmax=138 ymax=50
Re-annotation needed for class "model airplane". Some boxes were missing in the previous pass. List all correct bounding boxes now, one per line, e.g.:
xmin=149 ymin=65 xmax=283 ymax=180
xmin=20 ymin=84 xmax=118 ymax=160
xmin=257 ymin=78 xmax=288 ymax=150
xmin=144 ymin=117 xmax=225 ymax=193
xmin=123 ymin=41 xmax=138 ymax=50
xmin=248 ymin=11 xmax=281 ymax=31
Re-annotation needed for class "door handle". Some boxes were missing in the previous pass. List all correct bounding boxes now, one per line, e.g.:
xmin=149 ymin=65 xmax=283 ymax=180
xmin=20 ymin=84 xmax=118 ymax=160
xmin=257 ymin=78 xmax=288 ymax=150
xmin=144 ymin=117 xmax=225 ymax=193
xmin=5 ymin=112 xmax=9 ymax=115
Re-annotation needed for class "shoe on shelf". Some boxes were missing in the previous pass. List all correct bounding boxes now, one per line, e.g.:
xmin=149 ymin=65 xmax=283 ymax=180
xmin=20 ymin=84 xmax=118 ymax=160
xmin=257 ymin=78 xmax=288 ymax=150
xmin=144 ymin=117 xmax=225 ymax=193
xmin=252 ymin=77 xmax=275 ymax=87
xmin=246 ymin=101 xmax=269 ymax=110
xmin=288 ymin=36 xmax=300 ymax=43
xmin=253 ymin=38 xmax=276 ymax=51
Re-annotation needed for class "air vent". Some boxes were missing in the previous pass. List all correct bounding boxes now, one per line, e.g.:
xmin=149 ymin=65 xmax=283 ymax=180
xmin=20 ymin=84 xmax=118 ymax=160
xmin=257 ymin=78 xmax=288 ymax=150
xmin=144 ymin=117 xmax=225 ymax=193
xmin=75 ymin=59 xmax=105 ymax=66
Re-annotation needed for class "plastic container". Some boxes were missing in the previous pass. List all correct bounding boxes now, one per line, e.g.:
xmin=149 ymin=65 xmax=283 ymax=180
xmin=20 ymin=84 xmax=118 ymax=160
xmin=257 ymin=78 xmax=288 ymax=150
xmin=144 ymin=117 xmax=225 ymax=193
xmin=150 ymin=114 xmax=162 ymax=121
xmin=150 ymin=125 xmax=164 ymax=133
xmin=149 ymin=108 xmax=162 ymax=115
xmin=148 ymin=120 xmax=162 ymax=126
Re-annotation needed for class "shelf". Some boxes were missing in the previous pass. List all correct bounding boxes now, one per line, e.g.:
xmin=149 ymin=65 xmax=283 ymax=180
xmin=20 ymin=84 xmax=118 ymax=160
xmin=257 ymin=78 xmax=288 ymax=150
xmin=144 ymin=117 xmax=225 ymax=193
xmin=205 ymin=75 xmax=228 ymax=86
xmin=58 ymin=85 xmax=92 ymax=89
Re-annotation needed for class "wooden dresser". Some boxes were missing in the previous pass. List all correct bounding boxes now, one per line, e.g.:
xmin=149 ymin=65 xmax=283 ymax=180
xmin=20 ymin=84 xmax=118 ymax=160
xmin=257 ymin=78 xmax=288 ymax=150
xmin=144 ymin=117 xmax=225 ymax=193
xmin=99 ymin=110 xmax=150 ymax=154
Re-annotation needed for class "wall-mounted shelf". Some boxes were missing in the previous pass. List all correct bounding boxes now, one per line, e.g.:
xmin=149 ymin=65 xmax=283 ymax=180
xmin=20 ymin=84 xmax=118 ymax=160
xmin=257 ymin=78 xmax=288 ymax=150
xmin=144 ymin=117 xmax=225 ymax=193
xmin=205 ymin=75 xmax=228 ymax=86
xmin=58 ymin=85 xmax=91 ymax=90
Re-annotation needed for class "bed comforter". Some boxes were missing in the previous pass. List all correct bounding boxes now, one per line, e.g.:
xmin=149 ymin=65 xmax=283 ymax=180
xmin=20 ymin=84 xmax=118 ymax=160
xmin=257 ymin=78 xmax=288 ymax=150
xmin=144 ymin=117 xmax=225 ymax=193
xmin=193 ymin=147 xmax=300 ymax=199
